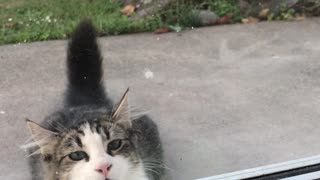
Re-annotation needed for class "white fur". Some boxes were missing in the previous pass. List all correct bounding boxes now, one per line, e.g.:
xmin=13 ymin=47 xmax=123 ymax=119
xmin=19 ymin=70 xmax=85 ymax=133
xmin=69 ymin=123 xmax=148 ymax=180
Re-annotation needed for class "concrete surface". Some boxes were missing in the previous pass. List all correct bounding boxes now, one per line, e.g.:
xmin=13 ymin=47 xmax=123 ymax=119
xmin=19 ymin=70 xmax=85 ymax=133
xmin=1 ymin=18 xmax=320 ymax=180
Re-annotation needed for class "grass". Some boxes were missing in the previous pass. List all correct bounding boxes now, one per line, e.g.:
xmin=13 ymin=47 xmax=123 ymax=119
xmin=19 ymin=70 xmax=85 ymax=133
xmin=0 ymin=0 xmax=320 ymax=45
xmin=0 ymin=0 xmax=161 ymax=45
xmin=0 ymin=0 xmax=244 ymax=45
xmin=204 ymin=0 xmax=242 ymax=22
xmin=1 ymin=0 xmax=314 ymax=45
xmin=160 ymin=0 xmax=242 ymax=28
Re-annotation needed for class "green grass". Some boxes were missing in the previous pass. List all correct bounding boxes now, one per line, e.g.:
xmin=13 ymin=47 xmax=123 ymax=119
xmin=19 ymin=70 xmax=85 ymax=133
xmin=0 ymin=0 xmax=246 ymax=45
xmin=207 ymin=0 xmax=242 ymax=22
xmin=160 ymin=0 xmax=242 ymax=28
xmin=0 ymin=0 xmax=161 ymax=45
xmin=1 ymin=0 xmax=317 ymax=45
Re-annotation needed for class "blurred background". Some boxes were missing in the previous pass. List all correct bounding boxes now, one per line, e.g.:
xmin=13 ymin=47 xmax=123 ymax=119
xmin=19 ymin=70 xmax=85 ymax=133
xmin=0 ymin=0 xmax=319 ymax=45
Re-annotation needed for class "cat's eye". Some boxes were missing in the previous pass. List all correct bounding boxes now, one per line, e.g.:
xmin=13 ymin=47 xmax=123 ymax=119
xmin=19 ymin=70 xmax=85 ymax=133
xmin=108 ymin=139 xmax=123 ymax=151
xmin=68 ymin=151 xmax=88 ymax=161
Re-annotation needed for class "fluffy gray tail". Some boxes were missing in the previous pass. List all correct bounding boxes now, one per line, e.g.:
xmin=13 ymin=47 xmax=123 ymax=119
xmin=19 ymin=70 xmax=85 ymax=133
xmin=65 ymin=20 xmax=111 ymax=107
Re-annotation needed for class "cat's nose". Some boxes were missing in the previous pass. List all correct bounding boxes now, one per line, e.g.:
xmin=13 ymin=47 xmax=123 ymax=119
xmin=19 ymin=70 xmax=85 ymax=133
xmin=95 ymin=163 xmax=112 ymax=177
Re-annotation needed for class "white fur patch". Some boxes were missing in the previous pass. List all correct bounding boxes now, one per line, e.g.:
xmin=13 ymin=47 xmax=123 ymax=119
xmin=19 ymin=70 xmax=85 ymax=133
xmin=69 ymin=123 xmax=148 ymax=180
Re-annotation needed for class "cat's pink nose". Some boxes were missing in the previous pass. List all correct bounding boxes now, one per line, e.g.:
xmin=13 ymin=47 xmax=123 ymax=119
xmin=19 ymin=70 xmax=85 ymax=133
xmin=95 ymin=163 xmax=112 ymax=177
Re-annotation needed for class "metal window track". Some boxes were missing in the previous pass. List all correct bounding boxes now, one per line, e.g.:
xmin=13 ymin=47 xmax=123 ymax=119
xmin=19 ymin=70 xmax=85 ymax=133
xmin=197 ymin=155 xmax=320 ymax=180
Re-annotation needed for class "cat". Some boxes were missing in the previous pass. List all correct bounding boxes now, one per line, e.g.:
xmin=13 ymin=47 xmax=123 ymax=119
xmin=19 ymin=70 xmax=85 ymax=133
xmin=24 ymin=20 xmax=164 ymax=180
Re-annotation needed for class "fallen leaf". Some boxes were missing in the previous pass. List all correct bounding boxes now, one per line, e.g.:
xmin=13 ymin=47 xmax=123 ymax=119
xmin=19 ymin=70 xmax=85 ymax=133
xmin=121 ymin=5 xmax=135 ymax=16
xmin=215 ymin=13 xmax=233 ymax=25
xmin=154 ymin=28 xmax=170 ymax=34
xmin=259 ymin=8 xmax=270 ymax=19
xmin=242 ymin=16 xmax=259 ymax=24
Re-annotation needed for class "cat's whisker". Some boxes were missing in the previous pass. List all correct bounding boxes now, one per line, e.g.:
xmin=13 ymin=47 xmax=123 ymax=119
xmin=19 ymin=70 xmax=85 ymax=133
xmin=143 ymin=163 xmax=168 ymax=170
xmin=134 ymin=164 xmax=161 ymax=175
xmin=142 ymin=160 xmax=175 ymax=171
xmin=128 ymin=105 xmax=151 ymax=120
xmin=131 ymin=111 xmax=150 ymax=120
xmin=129 ymin=106 xmax=140 ymax=112
xmin=145 ymin=168 xmax=161 ymax=175
xmin=48 ymin=120 xmax=68 ymax=132
xmin=28 ymin=148 xmax=41 ymax=157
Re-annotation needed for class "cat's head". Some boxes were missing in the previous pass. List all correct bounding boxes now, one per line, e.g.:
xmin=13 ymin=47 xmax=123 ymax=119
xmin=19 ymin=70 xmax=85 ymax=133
xmin=26 ymin=89 xmax=144 ymax=180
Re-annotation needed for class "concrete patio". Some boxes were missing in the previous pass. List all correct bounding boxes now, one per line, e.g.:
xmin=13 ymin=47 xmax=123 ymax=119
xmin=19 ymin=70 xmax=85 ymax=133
xmin=1 ymin=18 xmax=320 ymax=180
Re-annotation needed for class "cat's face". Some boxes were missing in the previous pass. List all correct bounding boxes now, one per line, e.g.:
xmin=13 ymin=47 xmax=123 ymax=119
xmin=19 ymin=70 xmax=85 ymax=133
xmin=26 ymin=90 xmax=147 ymax=180
xmin=54 ymin=120 xmax=141 ymax=180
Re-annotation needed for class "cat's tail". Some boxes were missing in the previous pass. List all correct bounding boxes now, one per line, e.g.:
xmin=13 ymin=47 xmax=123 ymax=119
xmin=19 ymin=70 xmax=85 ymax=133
xmin=65 ymin=20 xmax=111 ymax=107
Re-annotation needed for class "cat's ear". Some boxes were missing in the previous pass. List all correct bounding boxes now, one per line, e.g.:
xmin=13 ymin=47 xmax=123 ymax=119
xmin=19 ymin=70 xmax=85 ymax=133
xmin=26 ymin=119 xmax=58 ymax=153
xmin=111 ymin=88 xmax=131 ymax=127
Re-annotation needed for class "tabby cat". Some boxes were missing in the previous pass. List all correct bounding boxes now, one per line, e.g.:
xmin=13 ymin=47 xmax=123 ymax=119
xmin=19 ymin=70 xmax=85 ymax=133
xmin=24 ymin=20 xmax=164 ymax=180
